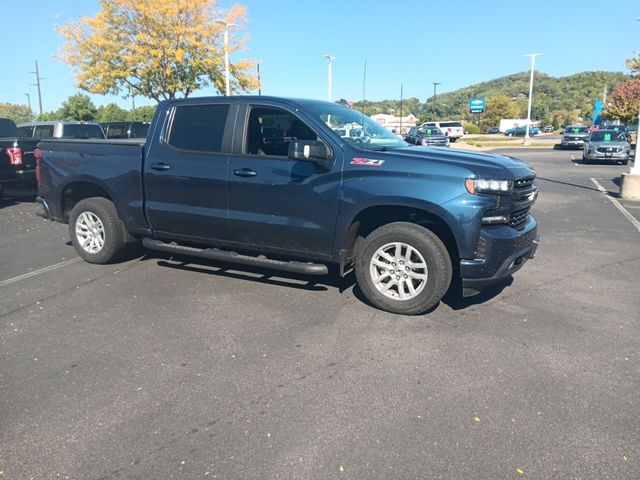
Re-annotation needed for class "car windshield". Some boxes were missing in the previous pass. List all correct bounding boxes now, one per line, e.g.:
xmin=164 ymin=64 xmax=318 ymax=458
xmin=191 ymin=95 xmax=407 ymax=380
xmin=565 ymin=126 xmax=588 ymax=134
xmin=306 ymin=102 xmax=407 ymax=151
xmin=418 ymin=127 xmax=443 ymax=136
xmin=590 ymin=131 xmax=625 ymax=142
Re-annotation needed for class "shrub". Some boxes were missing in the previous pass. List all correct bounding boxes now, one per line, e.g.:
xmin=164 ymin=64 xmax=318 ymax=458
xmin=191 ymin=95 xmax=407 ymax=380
xmin=464 ymin=123 xmax=481 ymax=134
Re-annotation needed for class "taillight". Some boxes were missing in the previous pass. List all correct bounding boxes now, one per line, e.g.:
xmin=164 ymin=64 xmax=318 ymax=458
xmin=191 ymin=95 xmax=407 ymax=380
xmin=34 ymin=148 xmax=42 ymax=185
xmin=6 ymin=146 xmax=23 ymax=166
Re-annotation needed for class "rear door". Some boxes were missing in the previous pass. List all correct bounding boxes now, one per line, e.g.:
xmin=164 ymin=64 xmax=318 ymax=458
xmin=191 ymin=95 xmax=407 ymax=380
xmin=226 ymin=103 xmax=342 ymax=257
xmin=143 ymin=102 xmax=233 ymax=243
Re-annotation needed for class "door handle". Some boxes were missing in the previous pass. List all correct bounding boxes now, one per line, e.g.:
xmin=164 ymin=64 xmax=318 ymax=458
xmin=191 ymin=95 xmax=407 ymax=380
xmin=150 ymin=163 xmax=171 ymax=171
xmin=233 ymin=168 xmax=257 ymax=178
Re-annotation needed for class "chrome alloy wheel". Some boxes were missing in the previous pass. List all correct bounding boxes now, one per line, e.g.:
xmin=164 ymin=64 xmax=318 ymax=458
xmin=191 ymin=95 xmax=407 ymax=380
xmin=75 ymin=212 xmax=105 ymax=254
xmin=369 ymin=242 xmax=428 ymax=301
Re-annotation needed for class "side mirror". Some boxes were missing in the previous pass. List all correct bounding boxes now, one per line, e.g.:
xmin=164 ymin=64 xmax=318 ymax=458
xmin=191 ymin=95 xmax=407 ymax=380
xmin=288 ymin=140 xmax=333 ymax=170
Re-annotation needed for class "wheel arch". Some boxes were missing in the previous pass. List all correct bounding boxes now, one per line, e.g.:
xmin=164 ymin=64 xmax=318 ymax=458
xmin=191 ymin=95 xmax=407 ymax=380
xmin=58 ymin=178 xmax=114 ymax=222
xmin=336 ymin=202 xmax=461 ymax=276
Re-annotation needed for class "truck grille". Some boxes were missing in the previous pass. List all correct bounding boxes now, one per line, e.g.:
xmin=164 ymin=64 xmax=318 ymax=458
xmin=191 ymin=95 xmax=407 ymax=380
xmin=510 ymin=175 xmax=537 ymax=228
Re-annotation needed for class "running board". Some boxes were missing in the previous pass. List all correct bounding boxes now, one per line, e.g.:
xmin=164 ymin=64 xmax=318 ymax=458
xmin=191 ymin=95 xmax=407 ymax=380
xmin=142 ymin=238 xmax=329 ymax=275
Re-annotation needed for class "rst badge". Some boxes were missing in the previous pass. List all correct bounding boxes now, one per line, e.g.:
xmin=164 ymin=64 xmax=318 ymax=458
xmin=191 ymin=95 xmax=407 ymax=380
xmin=351 ymin=158 xmax=385 ymax=167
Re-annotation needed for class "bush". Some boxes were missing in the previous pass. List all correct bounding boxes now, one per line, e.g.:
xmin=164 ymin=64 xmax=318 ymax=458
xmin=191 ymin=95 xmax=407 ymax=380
xmin=463 ymin=123 xmax=481 ymax=134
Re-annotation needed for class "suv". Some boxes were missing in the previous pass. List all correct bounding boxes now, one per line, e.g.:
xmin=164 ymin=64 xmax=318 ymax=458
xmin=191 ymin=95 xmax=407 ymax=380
xmin=421 ymin=121 xmax=464 ymax=142
xmin=18 ymin=121 xmax=105 ymax=139
xmin=560 ymin=125 xmax=589 ymax=149
xmin=101 ymin=121 xmax=150 ymax=139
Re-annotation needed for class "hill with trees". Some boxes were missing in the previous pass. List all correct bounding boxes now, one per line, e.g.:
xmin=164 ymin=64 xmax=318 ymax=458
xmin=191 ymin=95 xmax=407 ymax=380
xmin=352 ymin=71 xmax=630 ymax=128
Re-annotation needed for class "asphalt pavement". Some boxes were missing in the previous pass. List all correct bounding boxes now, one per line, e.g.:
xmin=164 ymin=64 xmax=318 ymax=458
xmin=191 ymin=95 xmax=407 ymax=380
xmin=1 ymin=149 xmax=639 ymax=479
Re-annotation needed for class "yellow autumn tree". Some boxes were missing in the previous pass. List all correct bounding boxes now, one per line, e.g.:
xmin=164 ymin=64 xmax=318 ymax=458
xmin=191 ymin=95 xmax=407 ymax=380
xmin=57 ymin=0 xmax=257 ymax=101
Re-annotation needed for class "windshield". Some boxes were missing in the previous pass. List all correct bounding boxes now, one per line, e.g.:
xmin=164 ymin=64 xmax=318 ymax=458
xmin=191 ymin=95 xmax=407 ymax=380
xmin=305 ymin=103 xmax=407 ymax=151
xmin=590 ymin=131 xmax=625 ymax=142
xmin=418 ymin=127 xmax=443 ymax=136
xmin=565 ymin=126 xmax=588 ymax=134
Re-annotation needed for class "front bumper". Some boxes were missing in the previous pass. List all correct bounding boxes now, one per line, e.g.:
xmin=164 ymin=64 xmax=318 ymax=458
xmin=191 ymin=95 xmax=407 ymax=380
xmin=561 ymin=140 xmax=586 ymax=148
xmin=585 ymin=152 xmax=630 ymax=163
xmin=460 ymin=216 xmax=539 ymax=296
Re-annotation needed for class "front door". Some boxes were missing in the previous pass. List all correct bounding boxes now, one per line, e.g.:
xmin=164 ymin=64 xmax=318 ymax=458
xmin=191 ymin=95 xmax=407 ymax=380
xmin=226 ymin=105 xmax=342 ymax=258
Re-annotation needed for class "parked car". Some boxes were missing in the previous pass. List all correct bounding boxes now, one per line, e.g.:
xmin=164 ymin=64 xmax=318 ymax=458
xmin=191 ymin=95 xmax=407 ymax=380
xmin=484 ymin=127 xmax=501 ymax=134
xmin=36 ymin=96 xmax=539 ymax=316
xmin=542 ymin=125 xmax=554 ymax=133
xmin=403 ymin=126 xmax=449 ymax=147
xmin=101 ymin=121 xmax=150 ymax=139
xmin=582 ymin=129 xmax=631 ymax=165
xmin=17 ymin=121 xmax=105 ymax=139
xmin=0 ymin=118 xmax=39 ymax=197
xmin=560 ymin=125 xmax=589 ymax=149
xmin=603 ymin=124 xmax=631 ymax=142
xmin=421 ymin=121 xmax=464 ymax=142
xmin=504 ymin=126 xmax=539 ymax=137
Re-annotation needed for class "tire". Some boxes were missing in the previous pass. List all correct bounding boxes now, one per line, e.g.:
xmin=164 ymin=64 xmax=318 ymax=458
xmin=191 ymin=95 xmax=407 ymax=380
xmin=621 ymin=159 xmax=629 ymax=166
xmin=68 ymin=197 xmax=125 ymax=264
xmin=449 ymin=137 xmax=457 ymax=143
xmin=355 ymin=222 xmax=452 ymax=315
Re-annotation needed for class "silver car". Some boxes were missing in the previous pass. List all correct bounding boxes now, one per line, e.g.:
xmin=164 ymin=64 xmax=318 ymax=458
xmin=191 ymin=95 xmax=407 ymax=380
xmin=583 ymin=130 xmax=631 ymax=165
xmin=561 ymin=125 xmax=589 ymax=149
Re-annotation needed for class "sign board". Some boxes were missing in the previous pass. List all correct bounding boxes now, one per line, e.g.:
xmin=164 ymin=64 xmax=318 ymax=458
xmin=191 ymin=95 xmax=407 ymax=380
xmin=469 ymin=97 xmax=485 ymax=114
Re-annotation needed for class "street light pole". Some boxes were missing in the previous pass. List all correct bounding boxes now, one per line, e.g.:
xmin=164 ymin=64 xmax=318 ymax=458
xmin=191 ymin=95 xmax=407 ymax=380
xmin=523 ymin=53 xmax=543 ymax=145
xmin=432 ymin=82 xmax=441 ymax=119
xmin=323 ymin=55 xmax=336 ymax=101
xmin=215 ymin=20 xmax=236 ymax=96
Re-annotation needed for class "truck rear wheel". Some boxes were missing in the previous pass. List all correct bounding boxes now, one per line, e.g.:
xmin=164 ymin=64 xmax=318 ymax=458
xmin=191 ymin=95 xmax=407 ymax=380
xmin=355 ymin=222 xmax=452 ymax=315
xmin=69 ymin=197 xmax=125 ymax=264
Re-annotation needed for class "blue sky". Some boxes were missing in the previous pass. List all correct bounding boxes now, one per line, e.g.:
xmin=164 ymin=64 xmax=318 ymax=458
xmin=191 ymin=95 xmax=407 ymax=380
xmin=2 ymin=0 xmax=638 ymax=113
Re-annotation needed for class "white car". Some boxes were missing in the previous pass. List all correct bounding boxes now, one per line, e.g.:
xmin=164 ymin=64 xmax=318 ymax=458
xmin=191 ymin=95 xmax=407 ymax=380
xmin=420 ymin=121 xmax=464 ymax=142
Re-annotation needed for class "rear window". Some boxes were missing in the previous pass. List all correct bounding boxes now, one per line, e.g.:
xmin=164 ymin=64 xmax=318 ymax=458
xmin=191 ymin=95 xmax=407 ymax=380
xmin=61 ymin=124 xmax=105 ymax=139
xmin=34 ymin=125 xmax=54 ymax=138
xmin=0 ymin=119 xmax=19 ymax=137
xmin=439 ymin=122 xmax=462 ymax=128
xmin=167 ymin=104 xmax=229 ymax=152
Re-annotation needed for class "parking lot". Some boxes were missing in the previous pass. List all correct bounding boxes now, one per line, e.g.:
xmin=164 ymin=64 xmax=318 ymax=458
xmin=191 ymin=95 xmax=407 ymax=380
xmin=1 ymin=148 xmax=639 ymax=479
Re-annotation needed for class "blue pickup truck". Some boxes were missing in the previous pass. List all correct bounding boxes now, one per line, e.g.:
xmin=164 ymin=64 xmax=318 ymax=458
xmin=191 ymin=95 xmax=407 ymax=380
xmin=36 ymin=96 xmax=539 ymax=315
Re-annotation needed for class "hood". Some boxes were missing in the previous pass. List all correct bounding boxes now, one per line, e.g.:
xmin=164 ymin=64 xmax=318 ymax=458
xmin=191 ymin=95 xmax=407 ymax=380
xmin=373 ymin=146 xmax=535 ymax=179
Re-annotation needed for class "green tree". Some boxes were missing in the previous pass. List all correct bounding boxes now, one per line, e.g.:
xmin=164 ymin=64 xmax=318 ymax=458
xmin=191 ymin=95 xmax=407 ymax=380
xmin=57 ymin=0 xmax=258 ymax=101
xmin=546 ymin=109 xmax=580 ymax=129
xmin=96 ymin=103 xmax=128 ymax=123
xmin=37 ymin=110 xmax=64 ymax=121
xmin=127 ymin=105 xmax=156 ymax=122
xmin=479 ymin=95 xmax=520 ymax=128
xmin=60 ymin=93 xmax=98 ymax=121
xmin=0 ymin=103 xmax=32 ymax=123
xmin=603 ymin=78 xmax=640 ymax=124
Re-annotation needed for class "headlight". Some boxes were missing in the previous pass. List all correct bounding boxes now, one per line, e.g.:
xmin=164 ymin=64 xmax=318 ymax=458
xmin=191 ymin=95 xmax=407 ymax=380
xmin=465 ymin=178 xmax=512 ymax=195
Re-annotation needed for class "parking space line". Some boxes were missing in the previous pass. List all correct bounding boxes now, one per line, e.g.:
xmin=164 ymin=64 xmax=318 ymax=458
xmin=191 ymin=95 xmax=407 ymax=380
xmin=590 ymin=178 xmax=640 ymax=233
xmin=0 ymin=258 xmax=82 ymax=288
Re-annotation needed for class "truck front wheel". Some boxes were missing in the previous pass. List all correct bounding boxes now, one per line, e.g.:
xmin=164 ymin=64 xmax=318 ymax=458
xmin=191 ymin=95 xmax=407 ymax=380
xmin=355 ymin=222 xmax=452 ymax=315
xmin=69 ymin=197 xmax=125 ymax=264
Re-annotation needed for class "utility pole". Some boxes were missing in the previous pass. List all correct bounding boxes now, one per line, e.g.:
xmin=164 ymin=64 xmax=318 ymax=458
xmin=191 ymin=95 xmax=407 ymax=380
xmin=257 ymin=62 xmax=261 ymax=96
xmin=432 ymin=82 xmax=441 ymax=119
xmin=30 ymin=61 xmax=44 ymax=116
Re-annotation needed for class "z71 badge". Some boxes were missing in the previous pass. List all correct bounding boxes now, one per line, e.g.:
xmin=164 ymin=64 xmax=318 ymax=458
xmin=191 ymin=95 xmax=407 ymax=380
xmin=351 ymin=157 xmax=385 ymax=167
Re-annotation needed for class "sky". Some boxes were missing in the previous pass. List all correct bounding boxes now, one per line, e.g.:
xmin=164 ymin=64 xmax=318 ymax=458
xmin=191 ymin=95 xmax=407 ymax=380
xmin=1 ymin=0 xmax=638 ymax=113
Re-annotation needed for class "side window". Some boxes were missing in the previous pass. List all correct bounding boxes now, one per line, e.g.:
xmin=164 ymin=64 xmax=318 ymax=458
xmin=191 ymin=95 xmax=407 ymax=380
xmin=167 ymin=104 xmax=230 ymax=152
xmin=34 ymin=125 xmax=54 ymax=138
xmin=106 ymin=124 xmax=126 ymax=139
xmin=18 ymin=125 xmax=34 ymax=137
xmin=245 ymin=106 xmax=317 ymax=157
